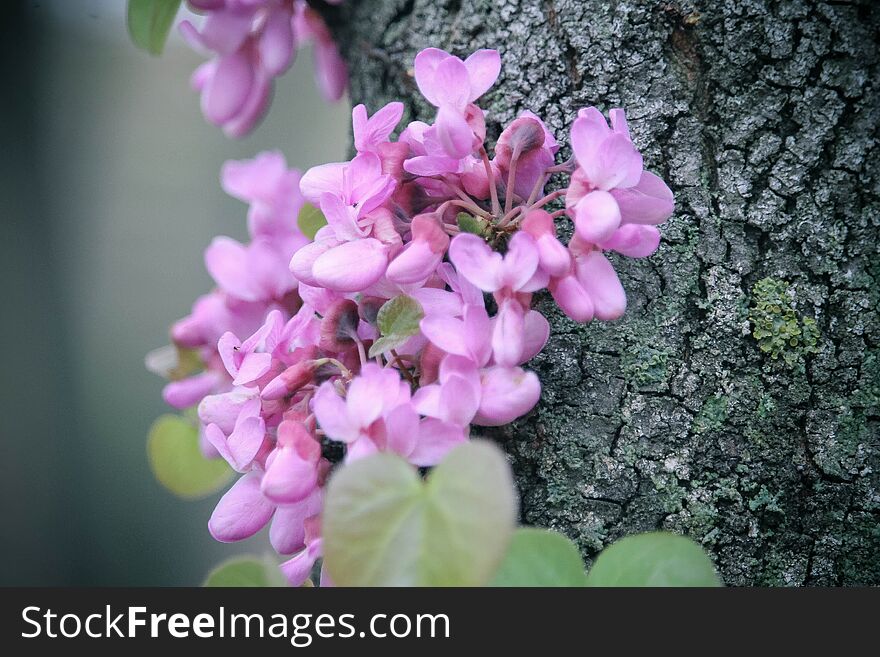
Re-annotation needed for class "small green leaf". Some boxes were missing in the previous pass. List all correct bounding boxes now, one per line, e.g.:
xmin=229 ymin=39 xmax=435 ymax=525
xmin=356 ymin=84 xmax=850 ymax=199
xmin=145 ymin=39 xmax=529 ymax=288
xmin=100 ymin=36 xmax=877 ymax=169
xmin=368 ymin=295 xmax=424 ymax=357
xmin=368 ymin=334 xmax=410 ymax=358
xmin=490 ymin=528 xmax=587 ymax=587
xmin=127 ymin=0 xmax=182 ymax=56
xmin=297 ymin=202 xmax=327 ymax=240
xmin=585 ymin=532 xmax=722 ymax=587
xmin=377 ymin=294 xmax=424 ymax=336
xmin=456 ymin=212 xmax=487 ymax=236
xmin=323 ymin=440 xmax=517 ymax=586
xmin=147 ymin=415 xmax=233 ymax=499
xmin=203 ymin=555 xmax=288 ymax=587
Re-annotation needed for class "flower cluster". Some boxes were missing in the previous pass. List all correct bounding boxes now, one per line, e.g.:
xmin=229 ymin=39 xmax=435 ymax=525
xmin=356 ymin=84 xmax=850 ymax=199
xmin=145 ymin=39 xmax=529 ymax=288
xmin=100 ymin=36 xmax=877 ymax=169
xmin=149 ymin=47 xmax=674 ymax=585
xmin=181 ymin=0 xmax=346 ymax=137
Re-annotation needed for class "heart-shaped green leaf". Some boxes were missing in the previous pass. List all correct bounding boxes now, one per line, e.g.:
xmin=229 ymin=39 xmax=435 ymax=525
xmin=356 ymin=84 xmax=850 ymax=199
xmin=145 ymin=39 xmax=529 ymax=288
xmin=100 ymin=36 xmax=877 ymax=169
xmin=323 ymin=440 xmax=517 ymax=586
xmin=585 ymin=532 xmax=722 ymax=587
xmin=127 ymin=0 xmax=181 ymax=56
xmin=147 ymin=415 xmax=233 ymax=499
xmin=368 ymin=295 xmax=424 ymax=357
xmin=490 ymin=528 xmax=587 ymax=586
xmin=203 ymin=555 xmax=289 ymax=587
xmin=297 ymin=202 xmax=328 ymax=241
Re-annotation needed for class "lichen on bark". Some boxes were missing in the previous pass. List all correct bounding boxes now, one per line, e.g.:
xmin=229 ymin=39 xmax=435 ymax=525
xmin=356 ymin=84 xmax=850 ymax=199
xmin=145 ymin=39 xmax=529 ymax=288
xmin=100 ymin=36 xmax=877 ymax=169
xmin=328 ymin=0 xmax=880 ymax=585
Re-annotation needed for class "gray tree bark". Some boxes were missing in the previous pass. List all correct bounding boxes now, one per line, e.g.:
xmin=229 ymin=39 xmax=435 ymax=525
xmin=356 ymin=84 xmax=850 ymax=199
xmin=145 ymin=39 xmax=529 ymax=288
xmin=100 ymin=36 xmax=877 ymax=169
xmin=327 ymin=0 xmax=879 ymax=585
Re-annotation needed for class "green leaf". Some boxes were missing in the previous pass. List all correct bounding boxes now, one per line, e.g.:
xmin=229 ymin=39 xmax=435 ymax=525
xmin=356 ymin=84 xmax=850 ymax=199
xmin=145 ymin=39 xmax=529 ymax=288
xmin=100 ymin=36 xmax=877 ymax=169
xmin=203 ymin=555 xmax=288 ymax=587
xmin=490 ymin=528 xmax=587 ymax=587
xmin=368 ymin=295 xmax=424 ymax=357
xmin=127 ymin=0 xmax=182 ymax=56
xmin=297 ymin=202 xmax=327 ymax=240
xmin=368 ymin=335 xmax=409 ymax=357
xmin=323 ymin=440 xmax=517 ymax=586
xmin=585 ymin=532 xmax=722 ymax=587
xmin=147 ymin=415 xmax=233 ymax=499
xmin=456 ymin=212 xmax=487 ymax=236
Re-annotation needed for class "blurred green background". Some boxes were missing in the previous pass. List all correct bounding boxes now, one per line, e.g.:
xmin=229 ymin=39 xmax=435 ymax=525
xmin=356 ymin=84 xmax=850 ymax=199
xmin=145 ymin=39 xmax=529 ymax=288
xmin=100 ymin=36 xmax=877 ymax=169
xmin=0 ymin=1 xmax=349 ymax=585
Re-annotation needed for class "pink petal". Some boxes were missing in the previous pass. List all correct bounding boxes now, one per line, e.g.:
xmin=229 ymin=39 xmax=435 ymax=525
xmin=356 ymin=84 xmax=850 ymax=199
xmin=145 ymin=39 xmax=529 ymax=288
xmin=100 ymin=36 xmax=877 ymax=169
xmin=448 ymin=233 xmax=502 ymax=292
xmin=473 ymin=366 xmax=541 ymax=426
xmin=312 ymin=239 xmax=388 ymax=292
xmin=203 ymin=423 xmax=235 ymax=469
xmin=576 ymin=251 xmax=627 ymax=320
xmin=345 ymin=436 xmax=379 ymax=462
xmin=492 ymin=299 xmax=525 ymax=367
xmin=570 ymin=113 xmax=610 ymax=171
xmin=386 ymin=240 xmax=441 ymax=284
xmin=408 ymin=419 xmax=468 ymax=467
xmin=413 ymin=48 xmax=453 ymax=107
xmin=536 ymin=234 xmax=571 ymax=278
xmin=221 ymin=69 xmax=271 ymax=139
xmin=521 ymin=310 xmax=550 ymax=362
xmin=550 ymin=274 xmax=595 ymax=322
xmin=419 ymin=315 xmax=469 ymax=357
xmin=261 ymin=447 xmax=318 ymax=504
xmin=280 ymin=541 xmax=321 ymax=586
xmin=354 ymin=102 xmax=404 ymax=152
xmin=588 ymin=133 xmax=643 ymax=191
xmin=312 ymin=383 xmax=359 ymax=443
xmin=299 ymin=162 xmax=345 ymax=204
xmin=290 ymin=240 xmax=332 ymax=287
xmin=201 ymin=50 xmax=254 ymax=126
xmin=463 ymin=49 xmax=501 ymax=101
xmin=346 ymin=365 xmax=391 ymax=427
xmin=599 ymin=224 xmax=661 ymax=258
xmin=232 ymin=352 xmax=272 ymax=385
xmin=162 ymin=372 xmax=217 ymax=410
xmin=610 ymin=170 xmax=675 ymax=225
xmin=313 ymin=40 xmax=347 ymax=102
xmin=438 ymin=374 xmax=480 ymax=426
xmin=463 ymin=305 xmax=493 ymax=366
xmin=228 ymin=414 xmax=266 ymax=470
xmin=320 ymin=192 xmax=365 ymax=241
xmin=574 ymin=190 xmax=622 ymax=243
xmin=384 ymin=403 xmax=420 ymax=458
xmin=430 ymin=56 xmax=471 ymax=109
xmin=435 ymin=105 xmax=474 ymax=158
xmin=198 ymin=387 xmax=259 ymax=435
xmin=220 ymin=151 xmax=286 ymax=202
xmin=200 ymin=10 xmax=253 ymax=53
xmin=205 ymin=236 xmax=256 ymax=301
xmin=258 ymin=6 xmax=295 ymax=76
xmin=208 ymin=471 xmax=275 ymax=543
xmin=499 ymin=231 xmax=540 ymax=291
xmin=411 ymin=287 xmax=462 ymax=318
xmin=270 ymin=489 xmax=323 ymax=554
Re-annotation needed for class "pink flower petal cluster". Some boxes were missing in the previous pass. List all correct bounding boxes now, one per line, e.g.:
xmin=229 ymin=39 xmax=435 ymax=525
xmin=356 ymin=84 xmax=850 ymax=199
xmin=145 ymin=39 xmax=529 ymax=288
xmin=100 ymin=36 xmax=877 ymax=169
xmin=149 ymin=47 xmax=676 ymax=586
xmin=181 ymin=1 xmax=347 ymax=137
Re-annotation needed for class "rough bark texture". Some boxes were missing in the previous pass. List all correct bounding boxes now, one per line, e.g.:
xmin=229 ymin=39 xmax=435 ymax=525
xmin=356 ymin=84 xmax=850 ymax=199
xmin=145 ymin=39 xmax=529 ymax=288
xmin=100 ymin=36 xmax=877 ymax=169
xmin=330 ymin=0 xmax=879 ymax=585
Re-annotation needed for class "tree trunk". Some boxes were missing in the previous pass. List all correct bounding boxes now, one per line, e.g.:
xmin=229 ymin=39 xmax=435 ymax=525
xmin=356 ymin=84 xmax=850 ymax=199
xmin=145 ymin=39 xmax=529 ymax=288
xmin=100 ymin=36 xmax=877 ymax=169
xmin=328 ymin=0 xmax=879 ymax=585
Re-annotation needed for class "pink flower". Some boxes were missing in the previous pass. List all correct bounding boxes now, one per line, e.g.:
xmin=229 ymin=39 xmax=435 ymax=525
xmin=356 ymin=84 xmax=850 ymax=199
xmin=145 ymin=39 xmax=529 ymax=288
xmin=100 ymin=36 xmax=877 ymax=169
xmin=209 ymin=469 xmax=324 ymax=555
xmin=205 ymin=236 xmax=296 ymax=303
xmin=221 ymin=151 xmax=308 ymax=256
xmin=413 ymin=48 xmax=500 ymax=158
xmin=385 ymin=214 xmax=449 ymax=284
xmin=448 ymin=232 xmax=548 ymax=365
xmin=261 ymin=420 xmax=323 ymax=504
xmin=567 ymin=107 xmax=674 ymax=243
xmin=352 ymin=102 xmax=405 ymax=154
xmin=494 ymin=111 xmax=559 ymax=200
